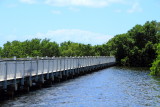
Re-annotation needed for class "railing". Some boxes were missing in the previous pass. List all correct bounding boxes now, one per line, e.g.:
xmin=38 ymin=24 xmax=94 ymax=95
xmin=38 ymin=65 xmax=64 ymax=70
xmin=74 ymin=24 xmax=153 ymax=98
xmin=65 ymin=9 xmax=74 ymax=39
xmin=0 ymin=56 xmax=115 ymax=82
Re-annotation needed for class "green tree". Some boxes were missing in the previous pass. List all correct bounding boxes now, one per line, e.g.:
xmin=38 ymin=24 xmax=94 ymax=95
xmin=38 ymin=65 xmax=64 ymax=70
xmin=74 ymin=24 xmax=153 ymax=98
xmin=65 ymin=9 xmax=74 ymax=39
xmin=0 ymin=47 xmax=2 ymax=57
xmin=105 ymin=21 xmax=160 ymax=67
xmin=2 ymin=41 xmax=12 ymax=58
xmin=41 ymin=39 xmax=60 ymax=57
xmin=150 ymin=44 xmax=160 ymax=76
xmin=60 ymin=41 xmax=81 ymax=56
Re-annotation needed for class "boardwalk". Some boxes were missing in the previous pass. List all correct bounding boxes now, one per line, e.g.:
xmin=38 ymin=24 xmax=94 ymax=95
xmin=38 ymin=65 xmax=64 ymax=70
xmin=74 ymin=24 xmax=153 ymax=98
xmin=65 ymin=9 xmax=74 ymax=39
xmin=0 ymin=56 xmax=115 ymax=97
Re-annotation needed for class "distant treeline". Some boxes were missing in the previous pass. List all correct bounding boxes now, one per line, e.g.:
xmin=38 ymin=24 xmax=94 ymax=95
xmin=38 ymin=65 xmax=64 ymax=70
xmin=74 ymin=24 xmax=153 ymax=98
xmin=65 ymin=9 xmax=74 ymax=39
xmin=0 ymin=39 xmax=108 ymax=58
xmin=0 ymin=21 xmax=160 ymax=76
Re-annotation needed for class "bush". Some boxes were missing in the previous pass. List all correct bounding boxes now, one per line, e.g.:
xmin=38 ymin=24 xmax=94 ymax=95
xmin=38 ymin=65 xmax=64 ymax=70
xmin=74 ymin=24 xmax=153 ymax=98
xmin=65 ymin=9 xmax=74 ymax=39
xmin=150 ymin=44 xmax=160 ymax=76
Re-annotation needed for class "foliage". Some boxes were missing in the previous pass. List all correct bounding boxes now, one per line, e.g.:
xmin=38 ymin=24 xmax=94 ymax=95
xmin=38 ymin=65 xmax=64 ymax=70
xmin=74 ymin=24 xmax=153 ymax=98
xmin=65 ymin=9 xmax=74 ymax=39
xmin=0 ymin=39 xmax=99 ymax=58
xmin=60 ymin=41 xmax=95 ymax=56
xmin=150 ymin=44 xmax=160 ymax=76
xmin=0 ymin=38 xmax=60 ymax=58
xmin=0 ymin=20 xmax=160 ymax=76
xmin=105 ymin=21 xmax=160 ymax=67
xmin=0 ymin=47 xmax=2 ymax=57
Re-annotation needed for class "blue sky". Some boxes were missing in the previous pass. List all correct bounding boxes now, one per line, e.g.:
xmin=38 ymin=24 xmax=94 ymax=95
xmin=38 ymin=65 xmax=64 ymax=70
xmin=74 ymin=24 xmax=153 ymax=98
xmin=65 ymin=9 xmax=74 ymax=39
xmin=0 ymin=0 xmax=159 ymax=46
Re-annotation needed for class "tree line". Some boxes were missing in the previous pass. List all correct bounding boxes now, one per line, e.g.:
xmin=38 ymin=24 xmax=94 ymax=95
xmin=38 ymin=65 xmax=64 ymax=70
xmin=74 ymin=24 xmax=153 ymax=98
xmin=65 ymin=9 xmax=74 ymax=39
xmin=104 ymin=21 xmax=160 ymax=76
xmin=0 ymin=21 xmax=159 ymax=76
xmin=150 ymin=44 xmax=160 ymax=76
xmin=0 ymin=39 xmax=107 ymax=58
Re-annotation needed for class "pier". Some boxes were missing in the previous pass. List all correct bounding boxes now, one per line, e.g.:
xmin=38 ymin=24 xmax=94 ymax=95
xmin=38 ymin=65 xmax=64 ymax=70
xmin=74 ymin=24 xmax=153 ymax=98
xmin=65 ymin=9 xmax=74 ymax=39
xmin=0 ymin=56 xmax=115 ymax=97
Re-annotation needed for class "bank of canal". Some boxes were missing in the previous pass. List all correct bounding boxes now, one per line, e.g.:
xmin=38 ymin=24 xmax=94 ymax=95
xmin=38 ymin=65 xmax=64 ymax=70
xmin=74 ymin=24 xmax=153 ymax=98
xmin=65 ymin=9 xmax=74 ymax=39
xmin=1 ymin=67 xmax=160 ymax=107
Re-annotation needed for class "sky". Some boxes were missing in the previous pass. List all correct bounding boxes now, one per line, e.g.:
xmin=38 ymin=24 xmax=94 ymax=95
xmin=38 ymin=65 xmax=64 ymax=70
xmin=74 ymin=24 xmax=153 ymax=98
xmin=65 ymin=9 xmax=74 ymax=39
xmin=0 ymin=0 xmax=159 ymax=46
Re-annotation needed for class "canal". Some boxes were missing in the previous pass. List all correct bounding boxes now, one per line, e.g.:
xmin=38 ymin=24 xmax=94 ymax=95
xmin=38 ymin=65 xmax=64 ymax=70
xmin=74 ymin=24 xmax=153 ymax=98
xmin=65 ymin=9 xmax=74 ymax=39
xmin=1 ymin=67 xmax=160 ymax=107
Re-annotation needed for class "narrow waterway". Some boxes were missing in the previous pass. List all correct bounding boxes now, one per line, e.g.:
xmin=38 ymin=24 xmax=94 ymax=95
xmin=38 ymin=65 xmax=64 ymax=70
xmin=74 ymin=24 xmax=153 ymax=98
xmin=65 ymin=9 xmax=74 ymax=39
xmin=1 ymin=67 xmax=160 ymax=107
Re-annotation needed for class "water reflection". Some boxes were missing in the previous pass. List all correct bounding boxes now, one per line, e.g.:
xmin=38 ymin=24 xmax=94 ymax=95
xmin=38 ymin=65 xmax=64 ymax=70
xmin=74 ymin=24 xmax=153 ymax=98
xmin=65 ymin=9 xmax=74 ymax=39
xmin=1 ymin=67 xmax=160 ymax=107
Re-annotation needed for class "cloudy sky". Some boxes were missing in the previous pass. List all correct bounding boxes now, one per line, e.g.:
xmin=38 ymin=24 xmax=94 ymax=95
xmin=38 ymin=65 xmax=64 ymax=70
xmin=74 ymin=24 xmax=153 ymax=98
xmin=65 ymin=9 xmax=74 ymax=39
xmin=0 ymin=0 xmax=159 ymax=46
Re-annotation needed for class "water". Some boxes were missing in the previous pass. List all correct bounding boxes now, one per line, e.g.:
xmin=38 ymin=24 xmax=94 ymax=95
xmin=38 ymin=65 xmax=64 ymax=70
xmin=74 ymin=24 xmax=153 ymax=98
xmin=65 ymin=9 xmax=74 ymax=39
xmin=1 ymin=67 xmax=160 ymax=107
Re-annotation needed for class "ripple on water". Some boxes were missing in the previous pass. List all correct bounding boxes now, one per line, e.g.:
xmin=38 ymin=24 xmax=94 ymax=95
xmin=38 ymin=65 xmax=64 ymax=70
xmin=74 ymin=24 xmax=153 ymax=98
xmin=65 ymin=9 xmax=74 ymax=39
xmin=1 ymin=67 xmax=160 ymax=107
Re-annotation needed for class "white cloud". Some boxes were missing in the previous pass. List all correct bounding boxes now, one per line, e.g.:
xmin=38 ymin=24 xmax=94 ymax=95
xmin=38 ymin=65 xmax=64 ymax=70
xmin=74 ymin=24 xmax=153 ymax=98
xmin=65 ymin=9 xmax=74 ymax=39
xmin=20 ymin=0 xmax=144 ymax=11
xmin=32 ymin=29 xmax=113 ymax=45
xmin=51 ymin=10 xmax=61 ymax=14
xmin=20 ymin=0 xmax=37 ymax=4
xmin=2 ymin=29 xmax=112 ymax=46
xmin=45 ymin=0 xmax=107 ymax=7
xmin=18 ymin=0 xmax=143 ymax=13
xmin=40 ymin=0 xmax=125 ymax=8
xmin=127 ymin=2 xmax=142 ymax=13
xmin=69 ymin=7 xmax=80 ymax=12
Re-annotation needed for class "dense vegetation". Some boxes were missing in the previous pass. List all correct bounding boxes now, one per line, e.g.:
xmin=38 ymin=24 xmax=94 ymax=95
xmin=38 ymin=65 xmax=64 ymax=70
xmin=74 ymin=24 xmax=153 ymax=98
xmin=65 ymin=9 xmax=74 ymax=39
xmin=0 ymin=39 xmax=60 ymax=58
xmin=150 ymin=44 xmax=160 ymax=76
xmin=0 ymin=21 xmax=159 ymax=76
xmin=104 ymin=21 xmax=160 ymax=76
xmin=105 ymin=21 xmax=160 ymax=67
xmin=0 ymin=39 xmax=106 ymax=58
